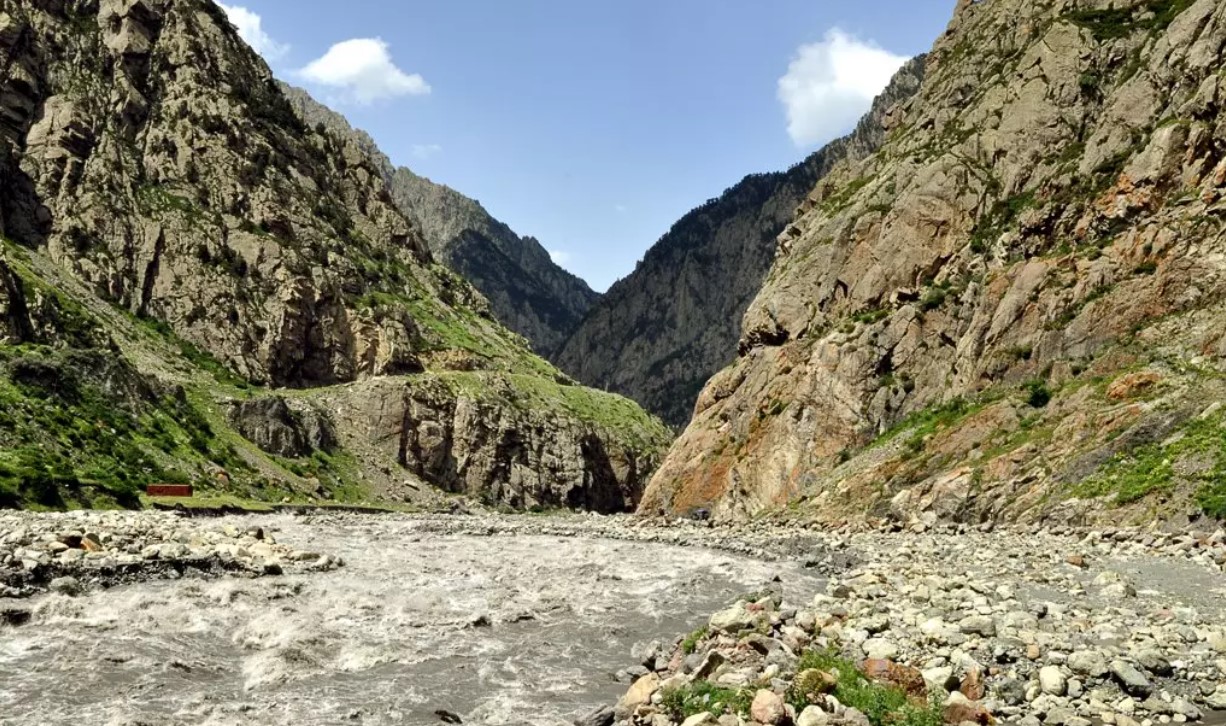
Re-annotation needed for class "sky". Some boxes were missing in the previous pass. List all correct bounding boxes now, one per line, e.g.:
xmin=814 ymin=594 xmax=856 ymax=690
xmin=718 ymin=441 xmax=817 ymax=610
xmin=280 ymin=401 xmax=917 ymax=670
xmin=218 ymin=0 xmax=954 ymax=292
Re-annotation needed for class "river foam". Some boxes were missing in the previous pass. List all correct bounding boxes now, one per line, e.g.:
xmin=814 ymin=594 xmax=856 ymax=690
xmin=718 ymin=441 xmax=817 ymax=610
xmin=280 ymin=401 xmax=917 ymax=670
xmin=0 ymin=515 xmax=821 ymax=725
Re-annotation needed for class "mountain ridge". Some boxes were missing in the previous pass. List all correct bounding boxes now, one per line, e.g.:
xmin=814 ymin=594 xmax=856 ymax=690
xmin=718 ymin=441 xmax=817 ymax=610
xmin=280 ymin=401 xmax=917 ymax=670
xmin=643 ymin=0 xmax=1226 ymax=528
xmin=554 ymin=57 xmax=926 ymax=428
xmin=279 ymin=83 xmax=600 ymax=357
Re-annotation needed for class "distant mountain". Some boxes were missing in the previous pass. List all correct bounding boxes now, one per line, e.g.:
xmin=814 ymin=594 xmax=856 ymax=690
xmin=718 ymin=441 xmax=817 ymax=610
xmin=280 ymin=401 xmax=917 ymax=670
xmin=280 ymin=85 xmax=599 ymax=356
xmin=554 ymin=58 xmax=926 ymax=428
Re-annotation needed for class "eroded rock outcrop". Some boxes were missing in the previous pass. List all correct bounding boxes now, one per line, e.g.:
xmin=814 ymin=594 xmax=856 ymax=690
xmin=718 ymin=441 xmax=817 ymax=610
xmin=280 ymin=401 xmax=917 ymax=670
xmin=646 ymin=0 xmax=1226 ymax=526
xmin=309 ymin=374 xmax=669 ymax=512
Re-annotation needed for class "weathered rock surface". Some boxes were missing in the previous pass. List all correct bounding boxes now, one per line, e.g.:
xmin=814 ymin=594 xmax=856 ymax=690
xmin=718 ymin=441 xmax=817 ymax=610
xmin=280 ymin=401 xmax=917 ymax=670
xmin=555 ymin=58 xmax=925 ymax=428
xmin=0 ymin=0 xmax=668 ymax=511
xmin=307 ymin=374 xmax=670 ymax=512
xmin=645 ymin=0 xmax=1226 ymax=526
xmin=280 ymin=83 xmax=600 ymax=358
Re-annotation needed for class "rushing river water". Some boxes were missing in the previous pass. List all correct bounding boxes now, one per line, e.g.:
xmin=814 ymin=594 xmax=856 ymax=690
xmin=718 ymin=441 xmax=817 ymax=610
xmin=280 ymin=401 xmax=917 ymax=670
xmin=0 ymin=515 xmax=822 ymax=726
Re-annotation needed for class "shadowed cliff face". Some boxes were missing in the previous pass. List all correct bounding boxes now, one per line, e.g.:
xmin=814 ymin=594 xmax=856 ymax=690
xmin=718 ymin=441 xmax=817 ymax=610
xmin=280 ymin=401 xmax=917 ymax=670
xmin=279 ymin=84 xmax=600 ymax=359
xmin=0 ymin=0 xmax=669 ymax=512
xmin=554 ymin=59 xmax=926 ymax=429
xmin=645 ymin=0 xmax=1226 ymax=527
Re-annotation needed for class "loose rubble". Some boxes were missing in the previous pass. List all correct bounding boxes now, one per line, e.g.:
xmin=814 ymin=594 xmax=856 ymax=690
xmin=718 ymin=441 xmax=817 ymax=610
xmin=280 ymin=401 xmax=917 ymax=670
xmin=0 ymin=510 xmax=341 ymax=601
xmin=604 ymin=523 xmax=1226 ymax=726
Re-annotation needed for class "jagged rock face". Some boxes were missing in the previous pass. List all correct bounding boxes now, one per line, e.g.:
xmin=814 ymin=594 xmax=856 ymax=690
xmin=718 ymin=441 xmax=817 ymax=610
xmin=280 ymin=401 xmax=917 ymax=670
xmin=227 ymin=396 xmax=336 ymax=459
xmin=311 ymin=375 xmax=663 ymax=513
xmin=0 ymin=0 xmax=544 ymax=388
xmin=554 ymin=59 xmax=925 ymax=428
xmin=280 ymin=84 xmax=600 ymax=357
xmin=0 ymin=0 xmax=671 ymax=512
xmin=646 ymin=0 xmax=1226 ymax=526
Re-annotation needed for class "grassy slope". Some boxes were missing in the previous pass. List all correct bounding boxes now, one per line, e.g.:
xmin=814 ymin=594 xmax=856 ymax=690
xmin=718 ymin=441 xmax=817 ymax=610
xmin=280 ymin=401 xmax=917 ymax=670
xmin=0 ymin=242 xmax=671 ymax=510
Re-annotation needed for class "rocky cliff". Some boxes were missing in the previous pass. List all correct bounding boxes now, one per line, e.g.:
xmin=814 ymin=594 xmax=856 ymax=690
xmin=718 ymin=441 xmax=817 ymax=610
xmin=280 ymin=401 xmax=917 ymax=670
xmin=554 ymin=59 xmax=925 ymax=428
xmin=645 ymin=0 xmax=1226 ymax=527
xmin=280 ymin=84 xmax=600 ymax=357
xmin=0 ymin=0 xmax=668 ymax=512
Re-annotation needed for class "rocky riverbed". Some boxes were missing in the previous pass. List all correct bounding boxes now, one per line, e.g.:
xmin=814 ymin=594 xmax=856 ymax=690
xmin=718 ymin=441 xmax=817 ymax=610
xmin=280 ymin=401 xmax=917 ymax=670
xmin=3 ymin=511 xmax=1226 ymax=726
xmin=606 ymin=523 xmax=1226 ymax=726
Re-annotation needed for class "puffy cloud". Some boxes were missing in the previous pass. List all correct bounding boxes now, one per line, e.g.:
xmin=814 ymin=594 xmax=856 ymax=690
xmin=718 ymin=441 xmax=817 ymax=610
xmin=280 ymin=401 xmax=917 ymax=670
xmin=299 ymin=39 xmax=431 ymax=104
xmin=777 ymin=29 xmax=908 ymax=147
xmin=217 ymin=3 xmax=289 ymax=61
xmin=411 ymin=144 xmax=443 ymax=159
xmin=549 ymin=250 xmax=572 ymax=266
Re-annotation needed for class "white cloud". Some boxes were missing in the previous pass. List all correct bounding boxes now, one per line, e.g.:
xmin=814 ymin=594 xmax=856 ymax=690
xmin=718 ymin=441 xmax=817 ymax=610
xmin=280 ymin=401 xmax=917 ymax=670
xmin=777 ymin=28 xmax=908 ymax=147
xmin=217 ymin=3 xmax=289 ymax=61
xmin=614 ymin=204 xmax=628 ymax=213
xmin=299 ymin=38 xmax=431 ymax=104
xmin=412 ymin=144 xmax=443 ymax=159
xmin=549 ymin=250 xmax=572 ymax=266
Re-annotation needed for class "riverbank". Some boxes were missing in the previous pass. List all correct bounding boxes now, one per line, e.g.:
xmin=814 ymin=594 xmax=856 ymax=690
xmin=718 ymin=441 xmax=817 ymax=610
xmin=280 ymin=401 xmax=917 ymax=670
xmin=603 ymin=524 xmax=1226 ymax=726
xmin=0 ymin=509 xmax=341 ymax=601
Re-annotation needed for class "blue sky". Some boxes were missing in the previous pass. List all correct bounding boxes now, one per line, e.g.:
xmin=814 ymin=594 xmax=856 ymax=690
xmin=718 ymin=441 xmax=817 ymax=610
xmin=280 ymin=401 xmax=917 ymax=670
xmin=218 ymin=1 xmax=954 ymax=292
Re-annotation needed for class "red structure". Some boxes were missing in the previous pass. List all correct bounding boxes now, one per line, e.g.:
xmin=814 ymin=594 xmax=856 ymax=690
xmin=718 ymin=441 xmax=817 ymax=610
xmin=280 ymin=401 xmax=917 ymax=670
xmin=147 ymin=484 xmax=194 ymax=497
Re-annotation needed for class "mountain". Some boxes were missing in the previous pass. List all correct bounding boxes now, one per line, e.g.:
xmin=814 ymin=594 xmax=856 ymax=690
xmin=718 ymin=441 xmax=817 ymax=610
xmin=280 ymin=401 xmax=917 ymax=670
xmin=645 ymin=0 xmax=1226 ymax=527
xmin=554 ymin=59 xmax=925 ymax=428
xmin=0 ymin=0 xmax=668 ymax=512
xmin=279 ymin=85 xmax=600 ymax=357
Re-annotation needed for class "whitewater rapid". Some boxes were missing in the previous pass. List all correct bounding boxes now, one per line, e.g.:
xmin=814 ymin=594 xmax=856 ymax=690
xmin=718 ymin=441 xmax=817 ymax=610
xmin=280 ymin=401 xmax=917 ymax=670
xmin=0 ymin=514 xmax=823 ymax=725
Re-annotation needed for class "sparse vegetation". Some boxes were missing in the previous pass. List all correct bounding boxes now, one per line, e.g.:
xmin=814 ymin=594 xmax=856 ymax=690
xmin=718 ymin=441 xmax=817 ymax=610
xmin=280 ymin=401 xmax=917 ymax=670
xmin=1075 ymin=410 xmax=1226 ymax=513
xmin=660 ymin=681 xmax=754 ymax=720
xmin=680 ymin=625 xmax=708 ymax=655
xmin=1066 ymin=0 xmax=1195 ymax=41
xmin=873 ymin=397 xmax=982 ymax=449
xmin=969 ymin=191 xmax=1037 ymax=254
xmin=788 ymin=650 xmax=943 ymax=726
xmin=439 ymin=371 xmax=672 ymax=450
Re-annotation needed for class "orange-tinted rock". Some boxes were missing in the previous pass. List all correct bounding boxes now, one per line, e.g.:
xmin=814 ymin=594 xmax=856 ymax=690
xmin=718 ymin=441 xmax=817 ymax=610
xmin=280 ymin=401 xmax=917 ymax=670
xmin=863 ymin=659 xmax=927 ymax=698
xmin=1106 ymin=372 xmax=1162 ymax=401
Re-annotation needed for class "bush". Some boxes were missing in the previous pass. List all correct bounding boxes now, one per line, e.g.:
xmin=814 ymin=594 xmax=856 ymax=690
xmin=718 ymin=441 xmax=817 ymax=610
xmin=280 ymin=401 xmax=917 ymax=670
xmin=1024 ymin=381 xmax=1052 ymax=408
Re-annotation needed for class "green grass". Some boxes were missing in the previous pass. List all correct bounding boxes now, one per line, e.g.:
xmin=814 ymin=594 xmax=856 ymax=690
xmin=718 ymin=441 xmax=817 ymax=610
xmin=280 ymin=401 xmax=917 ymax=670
xmin=0 ymin=347 xmax=247 ymax=509
xmin=872 ymin=397 xmax=983 ymax=449
xmin=1073 ymin=410 xmax=1226 ymax=512
xmin=439 ymin=371 xmax=673 ymax=450
xmin=134 ymin=315 xmax=253 ymax=388
xmin=789 ymin=650 xmax=943 ymax=726
xmin=660 ymin=681 xmax=755 ymax=720
xmin=681 ymin=625 xmax=709 ymax=655
xmin=1066 ymin=0 xmax=1195 ymax=41
xmin=356 ymin=288 xmax=559 ymax=380
xmin=142 ymin=494 xmax=276 ymax=513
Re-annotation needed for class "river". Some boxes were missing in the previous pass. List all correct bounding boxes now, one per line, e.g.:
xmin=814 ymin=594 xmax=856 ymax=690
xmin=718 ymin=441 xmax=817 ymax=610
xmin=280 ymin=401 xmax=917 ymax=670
xmin=0 ymin=514 xmax=823 ymax=725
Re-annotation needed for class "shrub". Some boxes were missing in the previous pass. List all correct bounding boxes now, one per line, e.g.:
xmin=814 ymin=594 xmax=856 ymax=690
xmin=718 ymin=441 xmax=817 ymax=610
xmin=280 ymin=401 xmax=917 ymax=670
xmin=1025 ymin=381 xmax=1052 ymax=408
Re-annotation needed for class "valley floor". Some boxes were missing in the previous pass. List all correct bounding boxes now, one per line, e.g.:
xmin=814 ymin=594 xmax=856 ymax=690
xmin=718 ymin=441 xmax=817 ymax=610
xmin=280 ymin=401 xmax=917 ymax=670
xmin=1 ymin=511 xmax=1225 ymax=726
